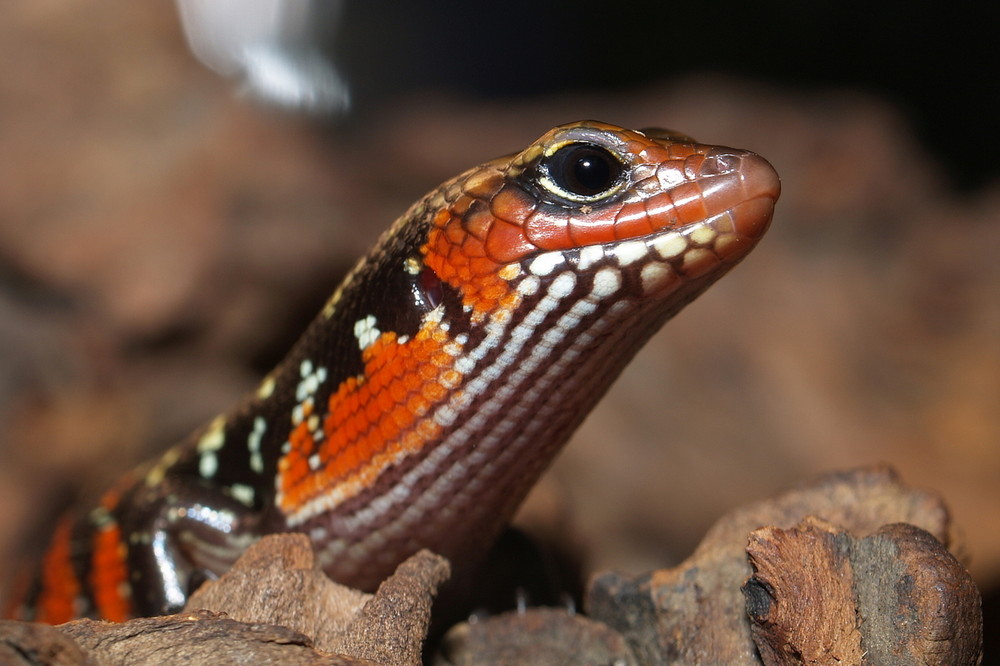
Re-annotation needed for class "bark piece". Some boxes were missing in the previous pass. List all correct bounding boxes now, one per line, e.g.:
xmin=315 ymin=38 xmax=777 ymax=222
xmin=745 ymin=519 xmax=982 ymax=665
xmin=58 ymin=610 xmax=372 ymax=665
xmin=743 ymin=517 xmax=863 ymax=664
xmin=0 ymin=619 xmax=94 ymax=665
xmin=434 ymin=607 xmax=638 ymax=666
xmin=185 ymin=533 xmax=450 ymax=664
xmin=851 ymin=522 xmax=981 ymax=663
xmin=184 ymin=533 xmax=372 ymax=652
xmin=586 ymin=465 xmax=976 ymax=665
xmin=336 ymin=548 xmax=451 ymax=666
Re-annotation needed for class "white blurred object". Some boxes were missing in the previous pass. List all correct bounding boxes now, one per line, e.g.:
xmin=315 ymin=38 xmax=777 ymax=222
xmin=176 ymin=0 xmax=349 ymax=114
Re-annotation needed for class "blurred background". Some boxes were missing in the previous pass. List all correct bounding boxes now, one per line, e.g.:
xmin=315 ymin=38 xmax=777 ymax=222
xmin=1 ymin=0 xmax=997 ymax=647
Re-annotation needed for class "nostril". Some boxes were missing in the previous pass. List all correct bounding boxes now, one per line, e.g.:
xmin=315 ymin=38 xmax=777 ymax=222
xmin=699 ymin=152 xmax=739 ymax=177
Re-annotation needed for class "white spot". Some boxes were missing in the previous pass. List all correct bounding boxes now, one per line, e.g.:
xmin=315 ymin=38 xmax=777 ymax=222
xmin=309 ymin=453 xmax=322 ymax=470
xmin=576 ymin=245 xmax=604 ymax=271
xmin=454 ymin=356 xmax=475 ymax=374
xmin=397 ymin=335 xmax=410 ymax=344
xmin=465 ymin=376 xmax=489 ymax=396
xmin=199 ymin=452 xmax=218 ymax=479
xmin=248 ymin=416 xmax=266 ymax=474
xmin=592 ymin=267 xmax=622 ymax=299
xmin=230 ymin=483 xmax=255 ymax=507
xmin=354 ymin=315 xmax=381 ymax=351
xmin=89 ymin=506 xmax=112 ymax=528
xmin=197 ymin=416 xmax=226 ymax=453
xmin=423 ymin=306 xmax=445 ymax=325
xmin=548 ymin=271 xmax=577 ymax=299
xmin=403 ymin=257 xmax=421 ymax=275
xmin=641 ymin=263 xmax=674 ymax=294
xmin=652 ymin=233 xmax=687 ymax=259
xmin=434 ymin=403 xmax=459 ymax=427
xmin=256 ymin=375 xmax=276 ymax=400
xmin=498 ymin=264 xmax=521 ymax=280
xmin=295 ymin=363 xmax=327 ymax=403
xmin=517 ymin=275 xmax=541 ymax=296
xmin=612 ymin=240 xmax=649 ymax=266
xmin=691 ymin=225 xmax=717 ymax=246
xmin=440 ymin=371 xmax=461 ymax=389
xmin=528 ymin=252 xmax=564 ymax=276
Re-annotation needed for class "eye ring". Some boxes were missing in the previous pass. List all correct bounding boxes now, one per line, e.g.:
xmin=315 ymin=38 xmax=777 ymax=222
xmin=537 ymin=142 xmax=627 ymax=204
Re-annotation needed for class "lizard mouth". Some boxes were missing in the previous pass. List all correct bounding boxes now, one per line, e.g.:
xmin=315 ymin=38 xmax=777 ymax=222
xmin=516 ymin=148 xmax=780 ymax=298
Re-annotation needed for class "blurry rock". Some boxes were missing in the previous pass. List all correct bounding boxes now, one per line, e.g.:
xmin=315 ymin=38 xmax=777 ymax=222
xmin=435 ymin=607 xmax=637 ymax=666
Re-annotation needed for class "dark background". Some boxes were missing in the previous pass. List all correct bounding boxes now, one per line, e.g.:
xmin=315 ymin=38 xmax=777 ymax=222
xmin=335 ymin=1 xmax=998 ymax=190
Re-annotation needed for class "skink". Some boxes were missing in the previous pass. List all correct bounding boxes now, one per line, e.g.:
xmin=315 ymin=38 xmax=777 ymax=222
xmin=7 ymin=121 xmax=779 ymax=622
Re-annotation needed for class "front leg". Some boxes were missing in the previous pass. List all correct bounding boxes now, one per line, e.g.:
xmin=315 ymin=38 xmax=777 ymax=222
xmin=118 ymin=476 xmax=262 ymax=616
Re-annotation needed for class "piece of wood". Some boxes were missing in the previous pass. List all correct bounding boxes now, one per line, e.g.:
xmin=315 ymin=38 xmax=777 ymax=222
xmin=586 ymin=466 xmax=980 ymax=664
xmin=0 ymin=619 xmax=93 ymax=665
xmin=184 ymin=534 xmax=450 ymax=665
xmin=1 ymin=467 xmax=981 ymax=664
xmin=744 ymin=519 xmax=982 ymax=665
xmin=184 ymin=533 xmax=372 ymax=653
xmin=434 ymin=607 xmax=638 ymax=666
xmin=59 ymin=610 xmax=373 ymax=666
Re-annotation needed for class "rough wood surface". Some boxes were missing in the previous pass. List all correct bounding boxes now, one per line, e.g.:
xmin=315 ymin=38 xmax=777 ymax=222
xmin=0 ymin=619 xmax=94 ymax=665
xmin=434 ymin=607 xmax=638 ymax=666
xmin=184 ymin=533 xmax=372 ymax=653
xmin=60 ymin=611 xmax=373 ymax=666
xmin=744 ymin=519 xmax=982 ymax=665
xmin=0 ymin=468 xmax=982 ymax=664
xmin=586 ymin=466 xmax=981 ymax=665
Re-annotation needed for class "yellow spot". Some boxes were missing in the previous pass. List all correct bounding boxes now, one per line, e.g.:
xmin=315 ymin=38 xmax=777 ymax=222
xmin=322 ymin=280 xmax=350 ymax=319
xmin=257 ymin=375 xmax=276 ymax=400
xmin=498 ymin=264 xmax=521 ymax=281
xmin=197 ymin=416 xmax=227 ymax=453
xmin=145 ymin=446 xmax=182 ymax=487
xmin=690 ymin=225 xmax=717 ymax=246
xmin=542 ymin=139 xmax=571 ymax=158
xmin=652 ymin=234 xmax=687 ymax=260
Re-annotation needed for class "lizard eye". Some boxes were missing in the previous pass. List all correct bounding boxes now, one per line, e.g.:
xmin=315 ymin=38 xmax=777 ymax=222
xmin=539 ymin=142 xmax=626 ymax=203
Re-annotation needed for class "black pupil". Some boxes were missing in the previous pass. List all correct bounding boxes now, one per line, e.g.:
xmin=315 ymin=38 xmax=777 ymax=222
xmin=548 ymin=144 xmax=622 ymax=197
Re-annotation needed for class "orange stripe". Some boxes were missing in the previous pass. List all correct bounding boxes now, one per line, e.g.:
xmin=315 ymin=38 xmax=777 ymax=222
xmin=35 ymin=517 xmax=81 ymax=624
xmin=89 ymin=521 xmax=132 ymax=622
